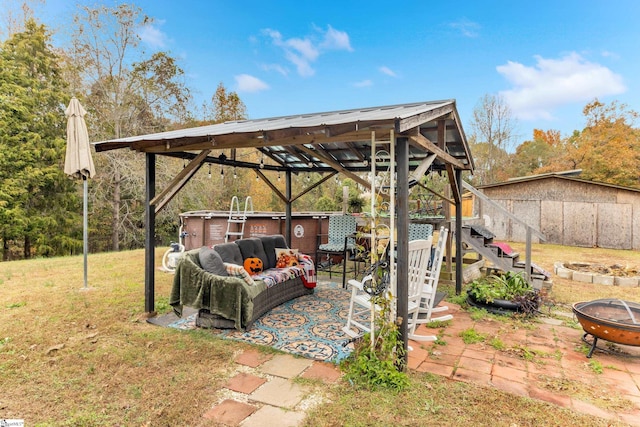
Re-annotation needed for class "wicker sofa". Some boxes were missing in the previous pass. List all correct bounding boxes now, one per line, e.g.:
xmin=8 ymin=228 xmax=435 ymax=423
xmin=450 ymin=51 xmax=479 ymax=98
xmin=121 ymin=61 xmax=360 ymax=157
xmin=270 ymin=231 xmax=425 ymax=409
xmin=170 ymin=235 xmax=315 ymax=330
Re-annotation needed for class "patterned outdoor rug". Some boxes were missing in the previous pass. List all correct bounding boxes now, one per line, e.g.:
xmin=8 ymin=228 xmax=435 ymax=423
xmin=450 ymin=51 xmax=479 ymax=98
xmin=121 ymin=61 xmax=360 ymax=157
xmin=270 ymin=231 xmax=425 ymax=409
xmin=165 ymin=281 xmax=367 ymax=364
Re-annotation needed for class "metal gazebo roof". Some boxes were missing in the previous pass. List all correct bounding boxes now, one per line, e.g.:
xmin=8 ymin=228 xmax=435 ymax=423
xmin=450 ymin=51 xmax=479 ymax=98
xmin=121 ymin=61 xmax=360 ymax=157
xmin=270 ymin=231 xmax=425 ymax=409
xmin=94 ymin=99 xmax=474 ymax=174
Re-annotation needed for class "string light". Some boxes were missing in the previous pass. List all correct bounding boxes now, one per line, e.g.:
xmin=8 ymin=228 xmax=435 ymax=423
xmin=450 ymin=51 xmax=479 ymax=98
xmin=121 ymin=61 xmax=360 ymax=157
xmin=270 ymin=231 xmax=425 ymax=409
xmin=208 ymin=164 xmax=212 ymax=179
xmin=260 ymin=153 xmax=265 ymax=169
xmin=233 ymin=167 xmax=237 ymax=179
xmin=277 ymin=171 xmax=281 ymax=182
xmin=220 ymin=166 xmax=224 ymax=179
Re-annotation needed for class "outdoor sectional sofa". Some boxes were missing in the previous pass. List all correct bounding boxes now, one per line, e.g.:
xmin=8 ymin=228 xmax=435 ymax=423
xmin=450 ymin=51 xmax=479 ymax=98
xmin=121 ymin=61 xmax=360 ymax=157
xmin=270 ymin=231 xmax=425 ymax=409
xmin=170 ymin=235 xmax=315 ymax=330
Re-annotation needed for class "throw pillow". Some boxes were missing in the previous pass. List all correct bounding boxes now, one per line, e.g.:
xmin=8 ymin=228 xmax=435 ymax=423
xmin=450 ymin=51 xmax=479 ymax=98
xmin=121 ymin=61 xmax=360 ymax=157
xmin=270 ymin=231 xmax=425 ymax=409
xmin=275 ymin=248 xmax=299 ymax=268
xmin=224 ymin=263 xmax=255 ymax=286
xmin=198 ymin=246 xmax=228 ymax=276
xmin=243 ymin=257 xmax=264 ymax=275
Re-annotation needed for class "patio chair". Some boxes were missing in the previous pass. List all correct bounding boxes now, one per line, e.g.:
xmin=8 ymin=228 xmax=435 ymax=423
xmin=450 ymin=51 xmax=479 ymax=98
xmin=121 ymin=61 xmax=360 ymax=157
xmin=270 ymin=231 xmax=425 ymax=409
xmin=316 ymin=215 xmax=358 ymax=287
xmin=343 ymin=238 xmax=433 ymax=339
xmin=411 ymin=227 xmax=453 ymax=341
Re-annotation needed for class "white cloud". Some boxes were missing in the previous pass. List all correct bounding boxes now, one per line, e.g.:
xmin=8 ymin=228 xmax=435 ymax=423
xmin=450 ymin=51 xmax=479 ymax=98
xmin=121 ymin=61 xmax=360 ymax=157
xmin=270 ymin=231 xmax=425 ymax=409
xmin=449 ymin=18 xmax=481 ymax=38
xmin=263 ymin=25 xmax=353 ymax=77
xmin=320 ymin=25 xmax=353 ymax=51
xmin=497 ymin=53 xmax=626 ymax=120
xmin=235 ymin=74 xmax=270 ymax=93
xmin=379 ymin=66 xmax=397 ymax=77
xmin=354 ymin=79 xmax=373 ymax=88
xmin=139 ymin=21 xmax=168 ymax=48
xmin=261 ymin=63 xmax=289 ymax=77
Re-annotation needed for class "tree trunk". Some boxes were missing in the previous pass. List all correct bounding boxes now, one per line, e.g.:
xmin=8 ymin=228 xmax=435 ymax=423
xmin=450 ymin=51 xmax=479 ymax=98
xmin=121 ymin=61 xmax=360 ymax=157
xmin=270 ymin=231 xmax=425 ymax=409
xmin=112 ymin=167 xmax=121 ymax=251
xmin=24 ymin=235 xmax=31 ymax=259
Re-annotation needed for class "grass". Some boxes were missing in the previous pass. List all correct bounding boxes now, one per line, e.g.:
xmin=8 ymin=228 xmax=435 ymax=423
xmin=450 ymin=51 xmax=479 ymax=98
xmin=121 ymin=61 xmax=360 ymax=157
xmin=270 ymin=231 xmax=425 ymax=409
xmin=1 ymin=243 xmax=639 ymax=426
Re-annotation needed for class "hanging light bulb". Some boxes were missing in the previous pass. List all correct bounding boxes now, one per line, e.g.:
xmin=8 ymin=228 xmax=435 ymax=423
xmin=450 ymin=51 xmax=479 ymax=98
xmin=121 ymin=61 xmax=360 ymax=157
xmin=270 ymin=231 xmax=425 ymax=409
xmin=256 ymin=172 xmax=259 ymax=181
xmin=208 ymin=164 xmax=212 ymax=179
xmin=260 ymin=154 xmax=265 ymax=169
xmin=277 ymin=171 xmax=281 ymax=181
xmin=220 ymin=166 xmax=224 ymax=179
xmin=233 ymin=167 xmax=237 ymax=179
xmin=306 ymin=173 xmax=311 ymax=182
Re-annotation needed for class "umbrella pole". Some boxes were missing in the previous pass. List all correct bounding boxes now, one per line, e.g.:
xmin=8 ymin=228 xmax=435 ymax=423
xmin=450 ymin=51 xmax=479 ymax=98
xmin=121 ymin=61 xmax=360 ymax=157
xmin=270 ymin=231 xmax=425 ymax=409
xmin=83 ymin=176 xmax=88 ymax=288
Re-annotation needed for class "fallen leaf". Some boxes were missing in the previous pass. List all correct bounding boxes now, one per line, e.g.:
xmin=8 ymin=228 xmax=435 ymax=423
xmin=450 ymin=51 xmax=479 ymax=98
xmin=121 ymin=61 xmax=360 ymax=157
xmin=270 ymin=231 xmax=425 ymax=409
xmin=45 ymin=343 xmax=64 ymax=355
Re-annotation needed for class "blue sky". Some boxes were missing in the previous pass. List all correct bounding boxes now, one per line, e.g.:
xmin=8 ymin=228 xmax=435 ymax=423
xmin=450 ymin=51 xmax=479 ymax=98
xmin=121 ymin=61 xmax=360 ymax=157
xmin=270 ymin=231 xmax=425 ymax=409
xmin=28 ymin=0 xmax=640 ymax=144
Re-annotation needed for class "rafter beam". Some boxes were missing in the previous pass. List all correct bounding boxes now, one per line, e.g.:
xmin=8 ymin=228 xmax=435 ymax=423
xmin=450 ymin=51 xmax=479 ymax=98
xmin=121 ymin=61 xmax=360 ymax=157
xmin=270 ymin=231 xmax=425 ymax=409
xmin=152 ymin=149 xmax=211 ymax=214
xmin=407 ymin=132 xmax=467 ymax=170
xmin=396 ymin=104 xmax=454 ymax=133
xmin=296 ymin=145 xmax=371 ymax=190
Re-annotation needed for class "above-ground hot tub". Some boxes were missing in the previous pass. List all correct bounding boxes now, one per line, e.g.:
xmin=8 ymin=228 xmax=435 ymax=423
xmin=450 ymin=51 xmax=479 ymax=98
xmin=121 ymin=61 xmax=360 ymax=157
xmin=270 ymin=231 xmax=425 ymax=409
xmin=179 ymin=210 xmax=341 ymax=256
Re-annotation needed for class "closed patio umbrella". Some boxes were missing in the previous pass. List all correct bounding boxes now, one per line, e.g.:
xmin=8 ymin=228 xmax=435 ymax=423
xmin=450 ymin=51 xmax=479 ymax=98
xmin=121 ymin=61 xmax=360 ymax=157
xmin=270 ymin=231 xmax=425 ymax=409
xmin=64 ymin=97 xmax=95 ymax=288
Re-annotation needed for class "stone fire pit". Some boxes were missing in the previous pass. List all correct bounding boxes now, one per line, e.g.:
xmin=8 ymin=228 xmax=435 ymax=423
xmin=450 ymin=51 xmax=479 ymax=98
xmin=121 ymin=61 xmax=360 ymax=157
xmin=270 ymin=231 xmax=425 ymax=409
xmin=554 ymin=262 xmax=640 ymax=287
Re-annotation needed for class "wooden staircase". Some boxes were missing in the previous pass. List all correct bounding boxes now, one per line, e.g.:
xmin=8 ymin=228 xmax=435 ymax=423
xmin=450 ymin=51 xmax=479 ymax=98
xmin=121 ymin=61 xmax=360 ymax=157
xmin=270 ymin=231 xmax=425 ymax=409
xmin=460 ymin=223 xmax=551 ymax=289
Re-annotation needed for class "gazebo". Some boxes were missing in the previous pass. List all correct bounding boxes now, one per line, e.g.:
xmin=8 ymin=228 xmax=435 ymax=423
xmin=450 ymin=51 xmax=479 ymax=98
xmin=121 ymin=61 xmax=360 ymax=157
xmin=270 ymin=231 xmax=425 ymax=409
xmin=93 ymin=99 xmax=475 ymax=355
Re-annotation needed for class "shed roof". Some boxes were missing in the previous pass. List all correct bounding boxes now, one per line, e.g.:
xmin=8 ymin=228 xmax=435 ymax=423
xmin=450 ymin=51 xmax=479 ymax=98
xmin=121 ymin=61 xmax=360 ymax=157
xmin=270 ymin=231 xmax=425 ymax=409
xmin=479 ymin=172 xmax=640 ymax=194
xmin=94 ymin=100 xmax=474 ymax=174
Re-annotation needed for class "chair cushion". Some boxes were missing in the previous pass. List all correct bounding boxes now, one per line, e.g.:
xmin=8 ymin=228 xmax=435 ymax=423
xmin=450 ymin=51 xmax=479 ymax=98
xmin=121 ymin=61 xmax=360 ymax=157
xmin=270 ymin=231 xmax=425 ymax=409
xmin=235 ymin=237 xmax=269 ymax=268
xmin=213 ymin=242 xmax=243 ymax=265
xmin=198 ymin=246 xmax=228 ymax=276
xmin=259 ymin=235 xmax=288 ymax=269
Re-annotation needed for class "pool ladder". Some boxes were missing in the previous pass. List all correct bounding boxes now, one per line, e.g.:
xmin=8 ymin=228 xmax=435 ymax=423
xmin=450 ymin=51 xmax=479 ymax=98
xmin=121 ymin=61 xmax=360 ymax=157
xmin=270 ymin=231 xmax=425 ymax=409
xmin=225 ymin=196 xmax=253 ymax=242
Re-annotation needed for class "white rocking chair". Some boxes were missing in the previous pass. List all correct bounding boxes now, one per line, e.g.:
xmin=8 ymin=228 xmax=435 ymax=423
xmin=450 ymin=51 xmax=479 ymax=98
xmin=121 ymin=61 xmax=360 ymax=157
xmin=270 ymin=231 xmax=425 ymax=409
xmin=343 ymin=239 xmax=434 ymax=340
xmin=410 ymin=227 xmax=453 ymax=342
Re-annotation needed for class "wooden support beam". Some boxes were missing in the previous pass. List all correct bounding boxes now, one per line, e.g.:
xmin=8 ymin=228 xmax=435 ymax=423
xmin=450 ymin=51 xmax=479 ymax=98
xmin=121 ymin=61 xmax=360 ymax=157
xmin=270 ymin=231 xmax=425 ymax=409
xmin=255 ymin=168 xmax=286 ymax=203
xmin=151 ymin=149 xmax=211 ymax=214
xmin=291 ymin=171 xmax=337 ymax=202
xmin=446 ymin=163 xmax=461 ymax=204
xmin=296 ymin=145 xmax=372 ymax=190
xmin=407 ymin=132 xmax=467 ymax=170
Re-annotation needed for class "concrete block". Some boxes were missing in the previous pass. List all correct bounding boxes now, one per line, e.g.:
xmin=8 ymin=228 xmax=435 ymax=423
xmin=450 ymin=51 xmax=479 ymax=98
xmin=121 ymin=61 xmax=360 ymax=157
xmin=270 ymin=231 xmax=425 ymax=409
xmin=592 ymin=274 xmax=614 ymax=286
xmin=572 ymin=271 xmax=593 ymax=283
xmin=615 ymin=276 xmax=639 ymax=287
xmin=555 ymin=268 xmax=574 ymax=279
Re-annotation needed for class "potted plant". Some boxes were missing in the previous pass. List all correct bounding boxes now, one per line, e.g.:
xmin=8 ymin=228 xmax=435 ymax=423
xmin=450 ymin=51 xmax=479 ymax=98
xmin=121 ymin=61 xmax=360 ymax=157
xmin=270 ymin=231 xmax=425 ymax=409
xmin=467 ymin=271 xmax=540 ymax=315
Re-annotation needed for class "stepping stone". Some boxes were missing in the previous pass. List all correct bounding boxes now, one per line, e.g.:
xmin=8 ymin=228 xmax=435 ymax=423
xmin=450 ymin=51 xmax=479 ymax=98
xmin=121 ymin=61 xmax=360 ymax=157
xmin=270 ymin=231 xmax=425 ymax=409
xmin=260 ymin=354 xmax=313 ymax=378
xmin=250 ymin=377 xmax=307 ymax=409
xmin=235 ymin=349 xmax=273 ymax=368
xmin=224 ymin=372 xmax=266 ymax=394
xmin=241 ymin=405 xmax=306 ymax=427
xmin=202 ymin=399 xmax=257 ymax=425
xmin=301 ymin=361 xmax=343 ymax=383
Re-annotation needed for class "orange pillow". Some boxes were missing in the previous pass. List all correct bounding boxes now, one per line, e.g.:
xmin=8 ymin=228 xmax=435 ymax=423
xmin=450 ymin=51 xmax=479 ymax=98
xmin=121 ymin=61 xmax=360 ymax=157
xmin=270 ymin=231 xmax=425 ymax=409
xmin=243 ymin=257 xmax=263 ymax=275
xmin=275 ymin=248 xmax=299 ymax=268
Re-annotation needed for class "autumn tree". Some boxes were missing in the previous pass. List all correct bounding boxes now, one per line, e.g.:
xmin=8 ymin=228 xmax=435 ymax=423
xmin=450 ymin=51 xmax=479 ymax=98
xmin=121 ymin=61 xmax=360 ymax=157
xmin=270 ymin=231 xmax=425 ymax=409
xmin=568 ymin=100 xmax=640 ymax=188
xmin=468 ymin=94 xmax=518 ymax=185
xmin=506 ymin=129 xmax=563 ymax=178
xmin=69 ymin=4 xmax=192 ymax=250
xmin=0 ymin=19 xmax=79 ymax=259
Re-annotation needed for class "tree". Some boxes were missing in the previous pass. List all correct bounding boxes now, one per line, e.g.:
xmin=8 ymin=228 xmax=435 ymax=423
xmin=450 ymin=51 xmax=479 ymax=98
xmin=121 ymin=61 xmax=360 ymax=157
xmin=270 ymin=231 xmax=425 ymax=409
xmin=69 ymin=4 xmax=192 ymax=251
xmin=468 ymin=94 xmax=518 ymax=185
xmin=506 ymin=129 xmax=562 ymax=178
xmin=0 ymin=19 xmax=79 ymax=259
xmin=537 ymin=100 xmax=640 ymax=188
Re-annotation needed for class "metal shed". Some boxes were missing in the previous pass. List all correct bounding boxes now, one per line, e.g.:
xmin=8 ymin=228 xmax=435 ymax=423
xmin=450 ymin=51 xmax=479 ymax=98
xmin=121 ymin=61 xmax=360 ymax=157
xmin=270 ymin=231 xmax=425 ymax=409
xmin=477 ymin=172 xmax=640 ymax=250
xmin=93 ymin=99 xmax=475 ymax=356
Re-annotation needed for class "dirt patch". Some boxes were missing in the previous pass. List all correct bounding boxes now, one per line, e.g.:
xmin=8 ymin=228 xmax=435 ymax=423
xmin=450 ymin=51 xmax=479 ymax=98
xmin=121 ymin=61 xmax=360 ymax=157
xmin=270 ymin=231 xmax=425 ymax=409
xmin=565 ymin=262 xmax=639 ymax=277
